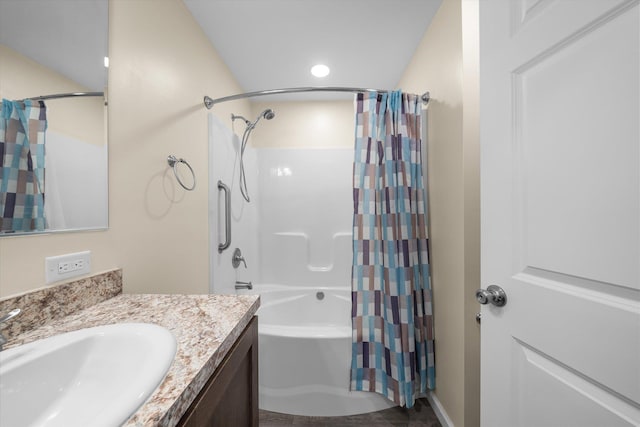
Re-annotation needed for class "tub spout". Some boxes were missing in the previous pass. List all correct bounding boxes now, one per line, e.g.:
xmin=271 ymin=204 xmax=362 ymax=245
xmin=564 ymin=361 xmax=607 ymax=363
xmin=235 ymin=281 xmax=253 ymax=290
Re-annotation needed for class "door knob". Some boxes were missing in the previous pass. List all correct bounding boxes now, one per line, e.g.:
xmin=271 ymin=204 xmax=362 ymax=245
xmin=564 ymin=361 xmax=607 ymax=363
xmin=475 ymin=285 xmax=507 ymax=307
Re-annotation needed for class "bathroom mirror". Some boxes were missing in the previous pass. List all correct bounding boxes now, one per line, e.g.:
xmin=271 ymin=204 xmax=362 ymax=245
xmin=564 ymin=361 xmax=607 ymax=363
xmin=0 ymin=0 xmax=109 ymax=236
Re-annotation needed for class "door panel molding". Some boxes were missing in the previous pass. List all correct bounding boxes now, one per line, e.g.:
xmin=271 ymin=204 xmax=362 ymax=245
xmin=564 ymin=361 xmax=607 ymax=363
xmin=513 ymin=339 xmax=640 ymax=426
xmin=511 ymin=2 xmax=640 ymax=287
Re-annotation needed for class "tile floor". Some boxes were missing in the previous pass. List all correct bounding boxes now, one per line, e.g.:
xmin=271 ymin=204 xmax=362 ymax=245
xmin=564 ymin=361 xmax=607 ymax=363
xmin=259 ymin=398 xmax=442 ymax=426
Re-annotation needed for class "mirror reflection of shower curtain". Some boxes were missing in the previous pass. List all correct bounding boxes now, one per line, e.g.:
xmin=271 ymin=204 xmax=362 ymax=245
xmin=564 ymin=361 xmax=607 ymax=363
xmin=0 ymin=99 xmax=47 ymax=233
xmin=350 ymin=90 xmax=435 ymax=408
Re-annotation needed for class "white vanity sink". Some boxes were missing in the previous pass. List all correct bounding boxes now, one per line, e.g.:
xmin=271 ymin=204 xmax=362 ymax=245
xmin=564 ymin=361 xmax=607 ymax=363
xmin=0 ymin=323 xmax=177 ymax=427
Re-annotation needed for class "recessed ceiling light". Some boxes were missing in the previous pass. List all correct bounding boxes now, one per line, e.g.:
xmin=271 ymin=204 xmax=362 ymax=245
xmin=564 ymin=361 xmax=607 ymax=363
xmin=311 ymin=64 xmax=330 ymax=78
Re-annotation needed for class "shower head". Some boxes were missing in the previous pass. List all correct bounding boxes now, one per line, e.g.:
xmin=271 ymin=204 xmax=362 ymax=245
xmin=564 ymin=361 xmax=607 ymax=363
xmin=231 ymin=109 xmax=275 ymax=129
xmin=247 ymin=109 xmax=276 ymax=130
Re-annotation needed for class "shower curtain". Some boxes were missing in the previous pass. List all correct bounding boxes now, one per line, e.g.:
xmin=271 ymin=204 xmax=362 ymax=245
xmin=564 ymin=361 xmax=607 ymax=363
xmin=351 ymin=90 xmax=435 ymax=408
xmin=0 ymin=99 xmax=47 ymax=232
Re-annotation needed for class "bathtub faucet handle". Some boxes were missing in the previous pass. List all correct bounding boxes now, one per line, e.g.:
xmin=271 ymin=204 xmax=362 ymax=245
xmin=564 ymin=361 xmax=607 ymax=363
xmin=232 ymin=248 xmax=247 ymax=269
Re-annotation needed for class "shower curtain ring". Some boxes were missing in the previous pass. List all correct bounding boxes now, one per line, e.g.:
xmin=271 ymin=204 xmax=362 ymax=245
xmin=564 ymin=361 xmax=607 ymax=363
xmin=167 ymin=155 xmax=196 ymax=191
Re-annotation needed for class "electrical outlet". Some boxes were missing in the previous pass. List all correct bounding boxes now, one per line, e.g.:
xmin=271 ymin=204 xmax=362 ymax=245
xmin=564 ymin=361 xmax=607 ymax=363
xmin=45 ymin=251 xmax=91 ymax=284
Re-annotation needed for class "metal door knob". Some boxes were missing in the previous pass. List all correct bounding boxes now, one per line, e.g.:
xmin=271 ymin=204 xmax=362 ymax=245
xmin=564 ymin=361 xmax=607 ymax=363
xmin=475 ymin=285 xmax=507 ymax=307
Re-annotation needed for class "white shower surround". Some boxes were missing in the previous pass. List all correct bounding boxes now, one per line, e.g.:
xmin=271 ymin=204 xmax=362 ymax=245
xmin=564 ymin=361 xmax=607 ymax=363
xmin=257 ymin=148 xmax=353 ymax=287
xmin=208 ymin=114 xmax=394 ymax=415
xmin=208 ymin=114 xmax=260 ymax=295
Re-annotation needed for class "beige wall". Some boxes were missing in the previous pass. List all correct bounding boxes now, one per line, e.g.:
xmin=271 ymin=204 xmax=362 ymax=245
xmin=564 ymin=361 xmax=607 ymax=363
xmin=0 ymin=0 xmax=251 ymax=297
xmin=398 ymin=0 xmax=480 ymax=426
xmin=0 ymin=44 xmax=104 ymax=147
xmin=1 ymin=1 xmax=481 ymax=425
xmin=462 ymin=1 xmax=480 ymax=425
xmin=249 ymin=100 xmax=353 ymax=149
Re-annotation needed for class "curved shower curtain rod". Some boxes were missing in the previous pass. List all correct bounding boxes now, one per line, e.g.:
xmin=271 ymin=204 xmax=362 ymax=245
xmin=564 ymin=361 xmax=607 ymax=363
xmin=21 ymin=91 xmax=104 ymax=102
xmin=203 ymin=87 xmax=430 ymax=109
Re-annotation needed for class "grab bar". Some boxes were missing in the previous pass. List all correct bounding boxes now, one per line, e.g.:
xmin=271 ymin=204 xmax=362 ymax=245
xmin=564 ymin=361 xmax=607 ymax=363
xmin=218 ymin=180 xmax=231 ymax=253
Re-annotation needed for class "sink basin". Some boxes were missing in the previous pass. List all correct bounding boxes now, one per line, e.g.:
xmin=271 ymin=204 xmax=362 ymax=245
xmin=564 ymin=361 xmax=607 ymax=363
xmin=0 ymin=323 xmax=176 ymax=427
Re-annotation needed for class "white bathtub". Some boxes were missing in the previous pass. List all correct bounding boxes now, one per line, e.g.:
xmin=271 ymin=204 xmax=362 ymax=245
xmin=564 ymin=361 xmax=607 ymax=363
xmin=251 ymin=284 xmax=394 ymax=416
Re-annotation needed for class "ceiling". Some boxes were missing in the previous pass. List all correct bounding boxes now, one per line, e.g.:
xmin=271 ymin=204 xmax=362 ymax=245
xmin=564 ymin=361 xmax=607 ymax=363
xmin=0 ymin=1 xmax=441 ymax=101
xmin=183 ymin=0 xmax=442 ymax=101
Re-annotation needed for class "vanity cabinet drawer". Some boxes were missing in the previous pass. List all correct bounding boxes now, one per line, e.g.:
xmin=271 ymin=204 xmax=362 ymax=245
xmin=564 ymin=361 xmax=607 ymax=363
xmin=177 ymin=316 xmax=258 ymax=427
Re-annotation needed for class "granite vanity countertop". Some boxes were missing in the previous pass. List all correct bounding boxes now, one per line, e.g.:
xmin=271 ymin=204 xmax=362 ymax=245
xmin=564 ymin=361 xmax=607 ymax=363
xmin=4 ymin=293 xmax=260 ymax=427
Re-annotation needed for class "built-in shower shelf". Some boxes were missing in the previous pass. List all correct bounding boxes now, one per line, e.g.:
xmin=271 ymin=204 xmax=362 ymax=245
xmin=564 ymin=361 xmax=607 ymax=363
xmin=263 ymin=231 xmax=352 ymax=285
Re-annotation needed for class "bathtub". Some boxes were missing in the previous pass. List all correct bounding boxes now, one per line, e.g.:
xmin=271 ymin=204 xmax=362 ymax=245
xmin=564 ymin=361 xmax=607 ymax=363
xmin=250 ymin=284 xmax=394 ymax=416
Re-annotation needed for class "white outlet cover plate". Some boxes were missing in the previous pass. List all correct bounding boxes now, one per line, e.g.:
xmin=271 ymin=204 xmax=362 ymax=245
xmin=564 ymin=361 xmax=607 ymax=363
xmin=45 ymin=251 xmax=91 ymax=284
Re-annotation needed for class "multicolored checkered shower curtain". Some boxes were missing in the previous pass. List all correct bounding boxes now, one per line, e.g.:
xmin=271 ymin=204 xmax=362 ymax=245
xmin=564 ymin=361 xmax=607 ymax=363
xmin=0 ymin=99 xmax=47 ymax=233
xmin=351 ymin=90 xmax=435 ymax=408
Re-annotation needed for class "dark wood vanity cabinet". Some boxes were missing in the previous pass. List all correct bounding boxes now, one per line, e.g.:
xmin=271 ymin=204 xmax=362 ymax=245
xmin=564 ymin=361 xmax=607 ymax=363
xmin=177 ymin=316 xmax=258 ymax=427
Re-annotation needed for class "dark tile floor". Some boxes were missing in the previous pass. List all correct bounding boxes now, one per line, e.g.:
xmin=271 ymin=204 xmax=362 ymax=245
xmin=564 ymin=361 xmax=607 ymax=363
xmin=259 ymin=398 xmax=442 ymax=426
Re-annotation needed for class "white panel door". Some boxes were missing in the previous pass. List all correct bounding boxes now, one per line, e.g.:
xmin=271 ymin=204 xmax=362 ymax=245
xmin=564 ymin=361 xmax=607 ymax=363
xmin=479 ymin=1 xmax=640 ymax=426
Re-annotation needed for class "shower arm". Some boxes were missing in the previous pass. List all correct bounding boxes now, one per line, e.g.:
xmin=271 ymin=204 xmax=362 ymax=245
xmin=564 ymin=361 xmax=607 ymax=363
xmin=204 ymin=87 xmax=430 ymax=109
